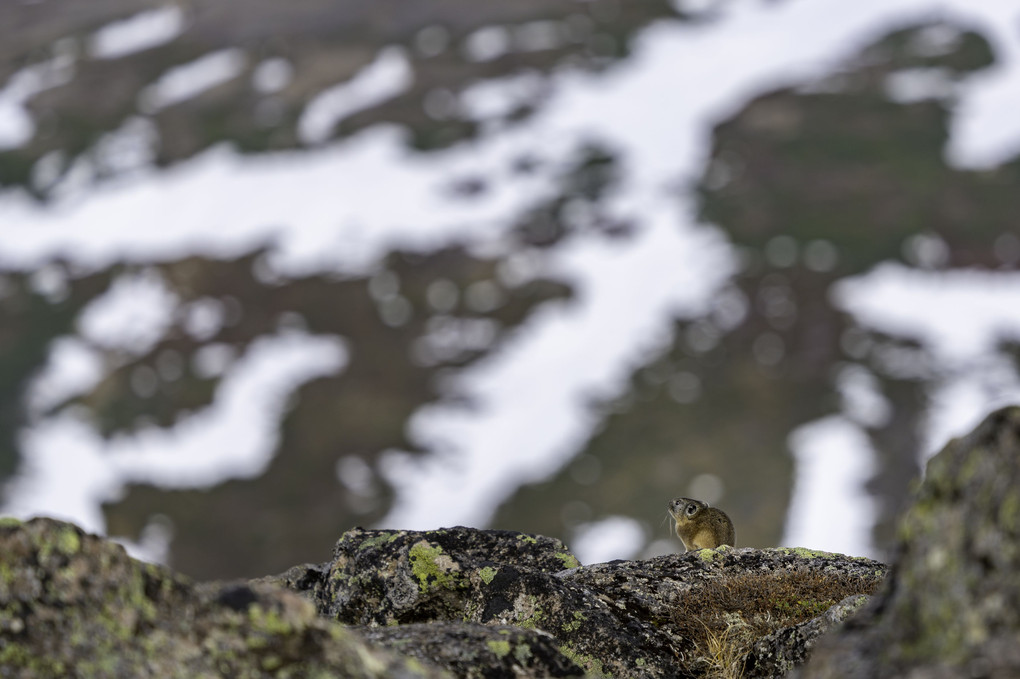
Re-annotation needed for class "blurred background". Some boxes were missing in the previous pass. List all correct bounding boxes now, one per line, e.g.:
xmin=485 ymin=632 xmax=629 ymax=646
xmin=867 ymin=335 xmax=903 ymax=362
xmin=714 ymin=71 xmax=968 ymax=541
xmin=2 ymin=0 xmax=1020 ymax=580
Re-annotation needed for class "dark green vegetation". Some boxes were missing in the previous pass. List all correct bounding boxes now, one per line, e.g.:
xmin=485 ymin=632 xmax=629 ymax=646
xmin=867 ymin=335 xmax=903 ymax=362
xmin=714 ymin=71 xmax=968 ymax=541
xmin=1 ymin=2 xmax=1018 ymax=580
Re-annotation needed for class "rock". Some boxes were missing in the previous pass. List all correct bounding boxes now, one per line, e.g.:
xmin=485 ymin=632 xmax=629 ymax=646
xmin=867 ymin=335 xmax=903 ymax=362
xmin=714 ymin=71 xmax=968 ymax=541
xmin=743 ymin=594 xmax=871 ymax=678
xmin=0 ymin=491 xmax=896 ymax=677
xmin=250 ymin=561 xmax=328 ymax=594
xmin=800 ymin=405 xmax=1020 ymax=679
xmin=6 ymin=406 xmax=1020 ymax=678
xmin=357 ymin=622 xmax=585 ymax=678
xmin=316 ymin=526 xmax=581 ymax=626
xmin=561 ymin=547 xmax=884 ymax=678
xmin=314 ymin=526 xmax=672 ymax=677
xmin=0 ymin=517 xmax=449 ymax=678
xmin=309 ymin=526 xmax=886 ymax=677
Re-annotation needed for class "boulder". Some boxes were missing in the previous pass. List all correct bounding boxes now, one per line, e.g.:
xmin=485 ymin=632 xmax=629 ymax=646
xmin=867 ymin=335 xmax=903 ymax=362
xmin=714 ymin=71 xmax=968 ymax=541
xmin=0 ymin=514 xmax=888 ymax=678
xmin=0 ymin=517 xmax=448 ymax=678
xmin=7 ymin=406 xmax=1020 ymax=676
xmin=800 ymin=405 xmax=1020 ymax=678
xmin=303 ymin=526 xmax=886 ymax=677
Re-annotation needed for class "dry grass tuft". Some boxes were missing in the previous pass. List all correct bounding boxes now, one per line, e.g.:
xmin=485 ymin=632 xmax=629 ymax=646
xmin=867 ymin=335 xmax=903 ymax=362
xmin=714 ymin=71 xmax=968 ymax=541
xmin=699 ymin=613 xmax=754 ymax=679
xmin=672 ymin=570 xmax=879 ymax=678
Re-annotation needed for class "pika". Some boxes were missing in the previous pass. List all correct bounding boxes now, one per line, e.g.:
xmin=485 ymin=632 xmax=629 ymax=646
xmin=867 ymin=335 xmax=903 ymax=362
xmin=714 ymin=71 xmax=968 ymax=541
xmin=668 ymin=497 xmax=735 ymax=551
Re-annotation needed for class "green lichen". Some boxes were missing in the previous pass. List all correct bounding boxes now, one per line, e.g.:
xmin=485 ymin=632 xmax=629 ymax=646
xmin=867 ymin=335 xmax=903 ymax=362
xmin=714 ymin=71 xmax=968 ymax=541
xmin=260 ymin=654 xmax=283 ymax=671
xmin=76 ymin=653 xmax=120 ymax=676
xmin=0 ymin=516 xmax=22 ymax=529
xmin=38 ymin=526 xmax=82 ymax=562
xmin=959 ymin=447 xmax=986 ymax=483
xmin=0 ymin=642 xmax=32 ymax=667
xmin=562 ymin=611 xmax=586 ymax=632
xmin=95 ymin=604 xmax=137 ymax=642
xmin=518 ymin=614 xmax=542 ymax=629
xmin=248 ymin=604 xmax=294 ymax=636
xmin=558 ymin=642 xmax=609 ymax=678
xmin=478 ymin=566 xmax=498 ymax=584
xmin=999 ymin=488 xmax=1020 ymax=532
xmin=0 ymin=561 xmax=15 ymax=589
xmin=515 ymin=595 xmax=544 ymax=629
xmin=517 ymin=535 xmax=538 ymax=544
xmin=128 ymin=568 xmax=158 ymax=622
xmin=56 ymin=528 xmax=81 ymax=555
xmin=409 ymin=541 xmax=463 ymax=593
xmin=555 ymin=552 xmax=581 ymax=569
xmin=486 ymin=640 xmax=511 ymax=657
xmin=698 ymin=548 xmax=720 ymax=562
xmin=513 ymin=643 xmax=533 ymax=663
xmin=358 ymin=532 xmax=401 ymax=550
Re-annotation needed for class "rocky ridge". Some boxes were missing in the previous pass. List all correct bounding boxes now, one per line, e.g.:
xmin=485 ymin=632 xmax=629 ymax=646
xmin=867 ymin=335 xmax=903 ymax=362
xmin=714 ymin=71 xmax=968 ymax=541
xmin=3 ymin=405 xmax=1020 ymax=677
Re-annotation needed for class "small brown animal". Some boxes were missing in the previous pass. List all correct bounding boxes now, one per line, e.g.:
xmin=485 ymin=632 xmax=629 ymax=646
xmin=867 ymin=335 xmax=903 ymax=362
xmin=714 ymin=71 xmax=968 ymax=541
xmin=668 ymin=497 xmax=735 ymax=551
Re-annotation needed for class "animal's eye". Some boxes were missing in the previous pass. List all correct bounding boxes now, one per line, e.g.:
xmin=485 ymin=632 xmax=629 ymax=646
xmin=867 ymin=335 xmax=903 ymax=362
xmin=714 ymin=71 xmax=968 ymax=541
xmin=685 ymin=505 xmax=697 ymax=516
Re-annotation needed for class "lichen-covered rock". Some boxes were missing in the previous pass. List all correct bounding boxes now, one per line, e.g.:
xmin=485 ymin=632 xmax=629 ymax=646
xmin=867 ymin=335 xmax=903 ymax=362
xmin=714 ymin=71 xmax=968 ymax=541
xmin=801 ymin=405 xmax=1020 ymax=679
xmin=0 ymin=517 xmax=449 ymax=678
xmin=11 ymin=402 xmax=1020 ymax=678
xmin=316 ymin=526 xmax=675 ymax=678
xmin=312 ymin=526 xmax=885 ymax=678
xmin=562 ymin=547 xmax=885 ymax=678
xmin=318 ymin=526 xmax=579 ymax=623
xmin=357 ymin=622 xmax=585 ymax=678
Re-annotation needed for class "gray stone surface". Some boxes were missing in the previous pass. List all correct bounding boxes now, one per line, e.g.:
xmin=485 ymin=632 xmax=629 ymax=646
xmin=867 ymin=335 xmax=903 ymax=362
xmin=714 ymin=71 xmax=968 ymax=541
xmin=358 ymin=622 xmax=586 ymax=679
